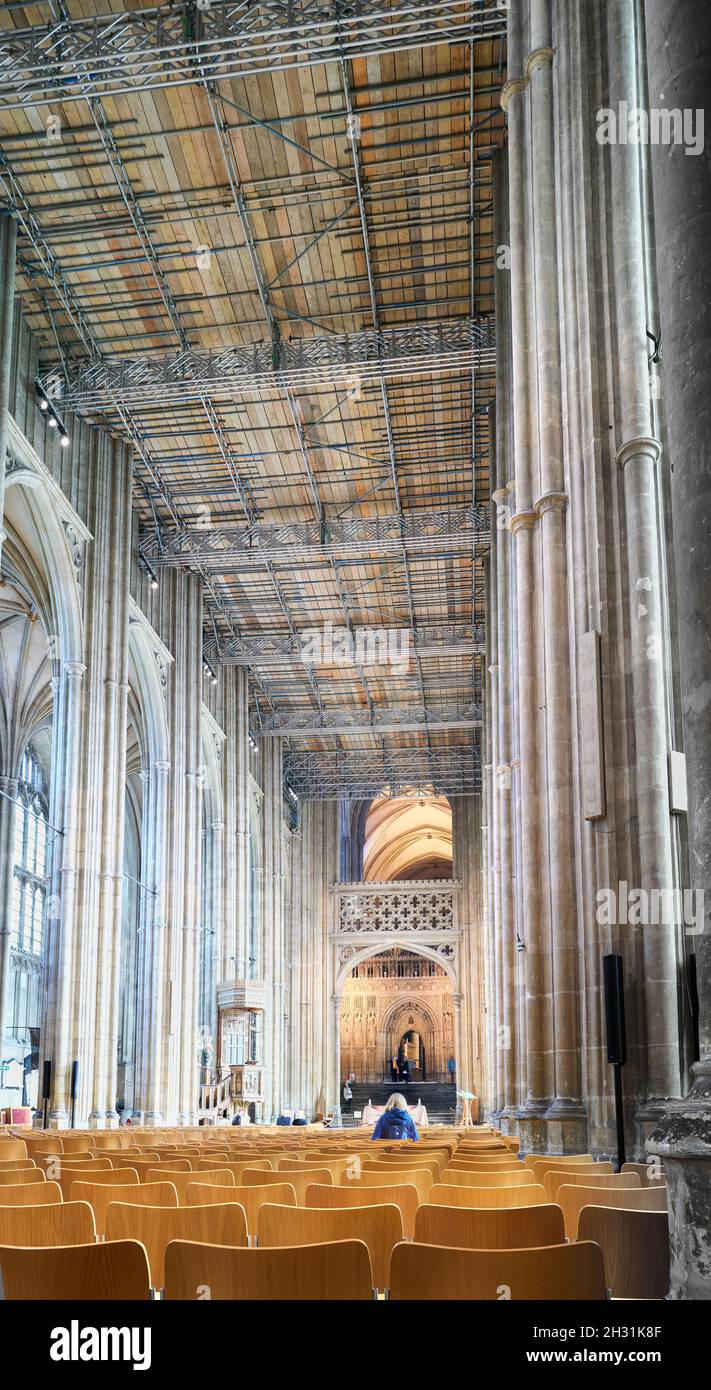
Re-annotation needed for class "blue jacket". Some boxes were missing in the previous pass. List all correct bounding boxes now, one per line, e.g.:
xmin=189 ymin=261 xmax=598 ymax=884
xmin=371 ymin=1108 xmax=419 ymax=1142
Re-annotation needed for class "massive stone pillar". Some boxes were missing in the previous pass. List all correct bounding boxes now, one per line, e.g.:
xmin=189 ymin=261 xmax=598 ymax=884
xmin=0 ymin=776 xmax=19 ymax=1062
xmin=0 ymin=211 xmax=17 ymax=571
xmin=607 ymin=0 xmax=681 ymax=1116
xmin=218 ymin=667 xmax=250 ymax=980
xmin=260 ymin=739 xmax=285 ymax=1120
xmin=645 ymin=0 xmax=711 ymax=1299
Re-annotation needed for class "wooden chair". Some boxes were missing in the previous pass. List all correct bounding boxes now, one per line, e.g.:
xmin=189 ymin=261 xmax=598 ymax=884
xmin=390 ymin=1240 xmax=607 ymax=1300
xmin=414 ymin=1202 xmax=565 ymax=1250
xmin=429 ymin=1182 xmax=548 ymax=1209
xmin=145 ymin=1168 xmax=235 ymax=1202
xmin=440 ymin=1168 xmax=534 ymax=1188
xmin=164 ymin=1238 xmax=373 ymax=1300
xmin=558 ymin=1182 xmax=668 ymax=1241
xmin=0 ymin=1200 xmax=96 ymax=1246
xmin=307 ymin=1182 xmax=420 ymax=1240
xmin=42 ymin=1158 xmax=113 ymax=1189
xmin=88 ymin=1133 xmax=126 ymax=1151
xmin=344 ymin=1169 xmax=432 ymax=1206
xmin=239 ymin=1167 xmax=332 ymax=1204
xmin=70 ymin=1179 xmax=178 ymax=1238
xmin=621 ymin=1162 xmax=666 ymax=1187
xmin=445 ymin=1157 xmax=523 ymax=1171
xmin=185 ymin=1182 xmax=297 ymax=1239
xmin=528 ymin=1155 xmax=600 ymax=1179
xmin=361 ymin=1156 xmax=443 ymax=1180
xmin=57 ymin=1163 xmax=136 ymax=1203
xmin=116 ymin=1156 xmax=191 ymax=1181
xmin=543 ymin=1169 xmax=640 ymax=1205
xmin=0 ymin=1240 xmax=151 ymax=1300
xmin=61 ymin=1136 xmax=98 ymax=1154
xmin=0 ymin=1166 xmax=45 ymax=1186
xmin=577 ymin=1207 xmax=670 ymax=1299
xmin=258 ymin=1201 xmax=403 ymax=1293
xmin=105 ymin=1202 xmax=248 ymax=1290
xmin=37 ymin=1151 xmax=97 ymax=1169
xmin=0 ymin=1138 xmax=27 ymax=1161
xmin=199 ymin=1158 xmax=273 ymax=1180
xmin=0 ymin=1180 xmax=62 ymax=1206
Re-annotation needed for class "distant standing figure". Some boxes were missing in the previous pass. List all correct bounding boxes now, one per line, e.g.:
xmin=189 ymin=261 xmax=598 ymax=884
xmin=293 ymin=1109 xmax=307 ymax=1126
xmin=400 ymin=1057 xmax=410 ymax=1084
xmin=342 ymin=1081 xmax=353 ymax=1113
xmin=371 ymin=1093 xmax=419 ymax=1142
xmin=390 ymin=1056 xmax=399 ymax=1082
xmin=447 ymin=1055 xmax=456 ymax=1085
xmin=276 ymin=1108 xmax=293 ymax=1126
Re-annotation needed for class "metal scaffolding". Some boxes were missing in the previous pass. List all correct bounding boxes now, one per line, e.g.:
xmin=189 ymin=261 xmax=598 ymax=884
xmin=0 ymin=2 xmax=507 ymax=109
xmin=0 ymin=0 xmax=505 ymax=799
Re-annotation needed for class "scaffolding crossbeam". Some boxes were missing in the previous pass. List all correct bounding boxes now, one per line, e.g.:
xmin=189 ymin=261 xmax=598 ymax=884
xmin=0 ymin=2 xmax=507 ymax=111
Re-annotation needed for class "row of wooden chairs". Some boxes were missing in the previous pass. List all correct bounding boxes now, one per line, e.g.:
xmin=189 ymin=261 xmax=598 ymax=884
xmin=0 ymin=1192 xmax=669 ymax=1297
xmin=0 ymin=1234 xmax=607 ymax=1301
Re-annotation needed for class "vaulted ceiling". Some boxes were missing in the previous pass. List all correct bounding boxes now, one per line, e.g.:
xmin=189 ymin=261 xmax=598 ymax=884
xmin=0 ymin=1 xmax=506 ymax=800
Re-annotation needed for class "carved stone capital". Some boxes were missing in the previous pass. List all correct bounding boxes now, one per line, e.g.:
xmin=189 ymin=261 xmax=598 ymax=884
xmin=509 ymin=509 xmax=537 ymax=536
xmin=535 ymin=491 xmax=568 ymax=518
xmin=501 ymin=75 xmax=527 ymax=112
xmin=526 ymin=46 xmax=555 ymax=79
xmin=616 ymin=435 xmax=663 ymax=470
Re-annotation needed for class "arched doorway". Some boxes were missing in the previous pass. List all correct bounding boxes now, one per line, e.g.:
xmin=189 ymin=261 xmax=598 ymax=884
xmin=340 ymin=946 xmax=455 ymax=1085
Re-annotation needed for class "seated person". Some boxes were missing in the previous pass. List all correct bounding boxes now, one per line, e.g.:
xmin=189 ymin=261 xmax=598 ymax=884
xmin=276 ymin=1108 xmax=293 ymax=1126
xmin=292 ymin=1108 xmax=307 ymax=1126
xmin=371 ymin=1092 xmax=419 ymax=1142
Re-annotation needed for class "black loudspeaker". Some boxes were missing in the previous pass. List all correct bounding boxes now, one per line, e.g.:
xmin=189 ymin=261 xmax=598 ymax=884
xmin=70 ymin=1060 xmax=79 ymax=1128
xmin=42 ymin=1058 xmax=52 ymax=1130
xmin=688 ymin=953 xmax=700 ymax=1063
xmin=603 ymin=953 xmax=627 ymax=1065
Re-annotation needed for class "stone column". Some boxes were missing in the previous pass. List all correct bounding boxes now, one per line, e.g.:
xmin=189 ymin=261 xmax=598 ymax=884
xmin=503 ymin=2 xmax=554 ymax=1147
xmin=134 ymin=759 xmax=171 ymax=1124
xmin=607 ymin=0 xmax=680 ymax=1112
xmin=645 ymin=0 xmax=711 ymax=1299
xmin=0 ymin=776 xmax=19 ymax=1059
xmin=0 ymin=212 xmax=17 ymax=570
xmin=46 ymin=660 xmax=86 ymax=1125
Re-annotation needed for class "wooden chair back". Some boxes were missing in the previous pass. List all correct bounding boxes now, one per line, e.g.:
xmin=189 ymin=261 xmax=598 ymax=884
xmin=0 ymin=1158 xmax=36 ymax=1171
xmin=0 ymin=1239 xmax=151 ymax=1300
xmin=621 ymin=1162 xmax=666 ymax=1187
xmin=558 ymin=1181 xmax=668 ymax=1240
xmin=543 ymin=1169 xmax=640 ymax=1204
xmin=527 ymin=1154 xmax=597 ymax=1178
xmin=0 ymin=1200 xmax=96 ymax=1246
xmin=361 ymin=1156 xmax=442 ymax=1180
xmin=117 ymin=1156 xmax=191 ymax=1181
xmin=145 ymin=1167 xmax=235 ymax=1202
xmin=106 ymin=1202 xmax=248 ymax=1289
xmin=577 ymin=1206 xmax=670 ymax=1298
xmin=389 ymin=1240 xmax=607 ymax=1300
xmin=344 ymin=1169 xmax=432 ymax=1206
xmin=414 ymin=1202 xmax=565 ymax=1249
xmin=258 ymin=1201 xmax=403 ymax=1292
xmin=88 ymin=1133 xmax=126 ymax=1151
xmin=306 ymin=1181 xmax=420 ymax=1240
xmin=164 ymin=1238 xmax=373 ymax=1300
xmin=440 ymin=1168 xmax=534 ymax=1188
xmin=0 ymin=1139 xmax=28 ymax=1161
xmin=0 ymin=1167 xmax=45 ymax=1186
xmin=239 ymin=1167 xmax=332 ymax=1204
xmin=429 ymin=1182 xmax=547 ymax=1209
xmin=199 ymin=1158 xmax=273 ymax=1180
xmin=185 ymin=1182 xmax=297 ymax=1239
xmin=70 ymin=1180 xmax=177 ymax=1237
xmin=57 ymin=1164 xmax=136 ymax=1202
xmin=0 ymin=1180 xmax=62 ymax=1206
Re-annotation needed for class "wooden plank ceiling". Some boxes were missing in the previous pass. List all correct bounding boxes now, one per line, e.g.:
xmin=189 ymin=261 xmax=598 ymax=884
xmin=0 ymin=1 xmax=505 ymax=799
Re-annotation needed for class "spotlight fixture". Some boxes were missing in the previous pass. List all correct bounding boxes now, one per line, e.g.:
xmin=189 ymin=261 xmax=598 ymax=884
xmin=139 ymin=555 xmax=160 ymax=591
xmin=203 ymin=656 xmax=218 ymax=686
xmin=35 ymin=378 xmax=69 ymax=444
xmin=249 ymin=735 xmax=257 ymax=753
